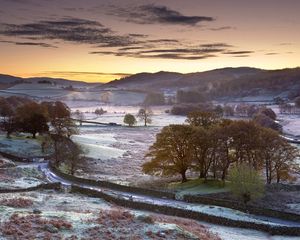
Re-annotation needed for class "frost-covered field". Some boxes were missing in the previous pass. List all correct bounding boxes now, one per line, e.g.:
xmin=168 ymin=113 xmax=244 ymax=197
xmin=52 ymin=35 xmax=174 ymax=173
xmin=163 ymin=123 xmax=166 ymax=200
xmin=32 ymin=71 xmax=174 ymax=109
xmin=71 ymin=105 xmax=186 ymax=184
xmin=64 ymin=90 xmax=145 ymax=105
xmin=0 ymin=190 xmax=220 ymax=240
xmin=261 ymin=105 xmax=300 ymax=136
xmin=0 ymin=164 xmax=46 ymax=189
xmin=70 ymin=103 xmax=300 ymax=185
xmin=1 ymin=84 xmax=146 ymax=105
xmin=0 ymin=135 xmax=44 ymax=158
xmin=0 ymin=190 xmax=297 ymax=240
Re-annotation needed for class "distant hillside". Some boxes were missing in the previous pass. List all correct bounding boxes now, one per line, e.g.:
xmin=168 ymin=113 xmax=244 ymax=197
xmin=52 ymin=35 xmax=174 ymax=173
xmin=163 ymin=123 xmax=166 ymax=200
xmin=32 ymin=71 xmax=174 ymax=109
xmin=106 ymin=71 xmax=184 ymax=89
xmin=0 ymin=74 xmax=97 ymax=86
xmin=104 ymin=67 xmax=300 ymax=99
xmin=105 ymin=67 xmax=263 ymax=90
xmin=212 ymin=68 xmax=300 ymax=98
xmin=2 ymin=67 xmax=300 ymax=100
xmin=0 ymin=74 xmax=25 ymax=84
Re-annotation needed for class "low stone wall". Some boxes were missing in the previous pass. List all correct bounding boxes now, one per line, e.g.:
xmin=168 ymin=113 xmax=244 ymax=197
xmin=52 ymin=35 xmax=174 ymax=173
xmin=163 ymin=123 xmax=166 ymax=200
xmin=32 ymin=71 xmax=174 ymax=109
xmin=49 ymin=164 xmax=175 ymax=200
xmin=0 ymin=182 xmax=61 ymax=193
xmin=183 ymin=195 xmax=300 ymax=222
xmin=0 ymin=150 xmax=49 ymax=163
xmin=71 ymin=185 xmax=300 ymax=236
xmin=267 ymin=183 xmax=300 ymax=192
xmin=0 ymin=150 xmax=28 ymax=162
xmin=50 ymin=163 xmax=300 ymax=222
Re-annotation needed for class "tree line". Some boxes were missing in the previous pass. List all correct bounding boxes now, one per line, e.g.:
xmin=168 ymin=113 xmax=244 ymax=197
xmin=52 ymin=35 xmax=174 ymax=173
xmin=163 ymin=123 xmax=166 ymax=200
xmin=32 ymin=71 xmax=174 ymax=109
xmin=0 ymin=97 xmax=83 ymax=175
xmin=142 ymin=111 xmax=298 ymax=184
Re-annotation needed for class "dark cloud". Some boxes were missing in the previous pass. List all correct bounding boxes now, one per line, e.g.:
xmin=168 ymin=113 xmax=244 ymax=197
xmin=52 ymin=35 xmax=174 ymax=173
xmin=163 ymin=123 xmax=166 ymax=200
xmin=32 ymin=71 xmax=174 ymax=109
xmin=209 ymin=26 xmax=234 ymax=31
xmin=265 ymin=52 xmax=279 ymax=55
xmin=45 ymin=71 xmax=131 ymax=78
xmin=0 ymin=39 xmax=56 ymax=48
xmin=118 ymin=46 xmax=147 ymax=51
xmin=223 ymin=50 xmax=254 ymax=55
xmin=147 ymin=39 xmax=180 ymax=43
xmin=232 ymin=55 xmax=250 ymax=58
xmin=90 ymin=50 xmax=216 ymax=60
xmin=0 ymin=17 xmax=138 ymax=47
xmin=90 ymin=43 xmax=233 ymax=60
xmin=200 ymin=43 xmax=233 ymax=48
xmin=137 ymin=48 xmax=224 ymax=54
xmin=0 ymin=17 xmax=250 ymax=61
xmin=89 ymin=39 xmax=254 ymax=60
xmin=107 ymin=4 xmax=214 ymax=26
xmin=128 ymin=33 xmax=148 ymax=38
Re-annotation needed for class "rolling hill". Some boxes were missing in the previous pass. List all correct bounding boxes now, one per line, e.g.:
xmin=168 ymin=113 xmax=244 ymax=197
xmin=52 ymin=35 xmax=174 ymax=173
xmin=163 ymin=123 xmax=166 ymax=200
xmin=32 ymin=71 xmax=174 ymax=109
xmin=104 ymin=67 xmax=300 ymax=99
xmin=1 ymin=66 xmax=300 ymax=100
xmin=0 ymin=74 xmax=92 ymax=86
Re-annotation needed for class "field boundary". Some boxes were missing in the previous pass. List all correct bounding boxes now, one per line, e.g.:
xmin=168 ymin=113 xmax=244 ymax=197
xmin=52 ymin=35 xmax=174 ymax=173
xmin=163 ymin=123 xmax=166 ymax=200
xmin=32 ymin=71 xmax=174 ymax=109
xmin=50 ymin=163 xmax=300 ymax=222
xmin=71 ymin=185 xmax=300 ymax=236
xmin=183 ymin=194 xmax=300 ymax=222
xmin=49 ymin=163 xmax=175 ymax=199
xmin=0 ymin=182 xmax=61 ymax=193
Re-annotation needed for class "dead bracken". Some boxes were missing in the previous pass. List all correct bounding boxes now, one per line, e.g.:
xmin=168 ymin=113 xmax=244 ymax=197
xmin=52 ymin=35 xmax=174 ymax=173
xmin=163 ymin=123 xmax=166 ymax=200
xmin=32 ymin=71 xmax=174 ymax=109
xmin=0 ymin=197 xmax=33 ymax=208
xmin=0 ymin=213 xmax=72 ymax=239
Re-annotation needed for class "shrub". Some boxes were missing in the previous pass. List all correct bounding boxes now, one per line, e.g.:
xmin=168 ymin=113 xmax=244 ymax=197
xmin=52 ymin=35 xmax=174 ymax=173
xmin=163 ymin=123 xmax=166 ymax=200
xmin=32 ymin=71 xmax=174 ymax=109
xmin=123 ymin=114 xmax=137 ymax=126
xmin=228 ymin=163 xmax=265 ymax=204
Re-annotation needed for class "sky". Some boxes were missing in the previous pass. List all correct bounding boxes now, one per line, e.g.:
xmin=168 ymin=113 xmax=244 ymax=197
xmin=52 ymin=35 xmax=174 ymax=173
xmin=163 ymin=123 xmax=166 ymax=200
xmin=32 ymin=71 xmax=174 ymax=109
xmin=0 ymin=0 xmax=299 ymax=82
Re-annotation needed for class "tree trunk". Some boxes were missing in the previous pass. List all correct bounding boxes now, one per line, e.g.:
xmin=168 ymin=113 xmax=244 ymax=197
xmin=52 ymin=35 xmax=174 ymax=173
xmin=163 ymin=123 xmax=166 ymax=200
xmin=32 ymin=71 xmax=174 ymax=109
xmin=181 ymin=171 xmax=187 ymax=183
xmin=70 ymin=165 xmax=74 ymax=175
xmin=33 ymin=132 xmax=36 ymax=139
xmin=221 ymin=170 xmax=226 ymax=181
xmin=54 ymin=141 xmax=59 ymax=167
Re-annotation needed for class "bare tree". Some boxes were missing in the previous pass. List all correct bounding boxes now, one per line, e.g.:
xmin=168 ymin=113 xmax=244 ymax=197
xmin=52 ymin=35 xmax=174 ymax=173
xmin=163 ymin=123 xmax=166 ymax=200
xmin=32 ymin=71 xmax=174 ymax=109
xmin=137 ymin=107 xmax=153 ymax=126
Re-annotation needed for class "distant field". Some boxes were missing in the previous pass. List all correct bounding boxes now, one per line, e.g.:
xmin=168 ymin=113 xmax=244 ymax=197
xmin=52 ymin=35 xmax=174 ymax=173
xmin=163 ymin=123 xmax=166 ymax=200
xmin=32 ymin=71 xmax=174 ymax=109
xmin=1 ymin=83 xmax=146 ymax=105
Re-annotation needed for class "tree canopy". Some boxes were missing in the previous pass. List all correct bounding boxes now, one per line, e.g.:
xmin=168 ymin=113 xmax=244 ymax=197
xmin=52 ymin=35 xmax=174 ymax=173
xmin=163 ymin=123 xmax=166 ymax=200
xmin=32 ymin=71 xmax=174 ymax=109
xmin=123 ymin=114 xmax=137 ymax=127
xmin=143 ymin=111 xmax=298 ymax=184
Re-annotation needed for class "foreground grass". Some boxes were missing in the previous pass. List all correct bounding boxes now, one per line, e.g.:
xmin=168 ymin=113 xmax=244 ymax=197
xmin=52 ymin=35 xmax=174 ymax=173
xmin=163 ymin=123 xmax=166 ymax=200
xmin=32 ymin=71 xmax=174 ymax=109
xmin=168 ymin=178 xmax=230 ymax=198
xmin=0 ymin=191 xmax=220 ymax=240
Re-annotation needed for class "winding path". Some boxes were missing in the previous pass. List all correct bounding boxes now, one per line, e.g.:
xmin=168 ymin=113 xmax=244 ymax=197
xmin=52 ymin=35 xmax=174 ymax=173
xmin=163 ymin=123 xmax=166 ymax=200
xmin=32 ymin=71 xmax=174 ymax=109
xmin=38 ymin=163 xmax=300 ymax=235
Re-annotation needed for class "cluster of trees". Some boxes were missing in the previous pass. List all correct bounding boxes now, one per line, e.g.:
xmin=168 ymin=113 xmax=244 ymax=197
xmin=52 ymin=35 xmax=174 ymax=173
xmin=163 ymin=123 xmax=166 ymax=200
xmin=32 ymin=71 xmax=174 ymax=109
xmin=143 ymin=92 xmax=165 ymax=106
xmin=212 ymin=103 xmax=276 ymax=119
xmin=0 ymin=97 xmax=84 ymax=175
xmin=171 ymin=102 xmax=281 ymax=132
xmin=123 ymin=107 xmax=153 ymax=127
xmin=143 ymin=111 xmax=298 ymax=185
xmin=231 ymin=104 xmax=281 ymax=131
xmin=0 ymin=97 xmax=47 ymax=138
xmin=279 ymin=100 xmax=300 ymax=115
xmin=95 ymin=108 xmax=107 ymax=116
xmin=171 ymin=103 xmax=214 ymax=116
xmin=176 ymin=90 xmax=206 ymax=104
xmin=38 ymin=80 xmax=52 ymax=84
